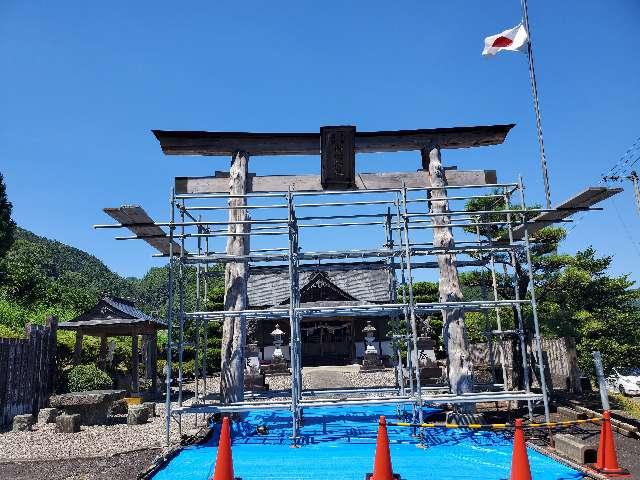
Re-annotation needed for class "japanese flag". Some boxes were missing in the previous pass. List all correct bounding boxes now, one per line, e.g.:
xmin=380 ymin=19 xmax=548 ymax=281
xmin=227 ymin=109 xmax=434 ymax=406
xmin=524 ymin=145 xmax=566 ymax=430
xmin=482 ymin=24 xmax=528 ymax=56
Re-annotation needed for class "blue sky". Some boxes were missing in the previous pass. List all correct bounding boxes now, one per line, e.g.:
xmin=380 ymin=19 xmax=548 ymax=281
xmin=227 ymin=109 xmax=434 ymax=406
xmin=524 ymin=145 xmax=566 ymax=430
xmin=1 ymin=1 xmax=639 ymax=282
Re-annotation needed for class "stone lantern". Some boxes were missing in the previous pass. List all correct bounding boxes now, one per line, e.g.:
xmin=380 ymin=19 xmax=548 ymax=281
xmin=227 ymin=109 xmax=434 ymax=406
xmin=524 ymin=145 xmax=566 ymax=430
xmin=363 ymin=320 xmax=378 ymax=354
xmin=269 ymin=323 xmax=289 ymax=374
xmin=362 ymin=320 xmax=382 ymax=371
xmin=271 ymin=324 xmax=285 ymax=359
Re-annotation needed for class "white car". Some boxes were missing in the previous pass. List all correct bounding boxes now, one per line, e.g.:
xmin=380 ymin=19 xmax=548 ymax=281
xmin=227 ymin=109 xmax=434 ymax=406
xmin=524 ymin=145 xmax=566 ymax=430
xmin=607 ymin=367 xmax=640 ymax=396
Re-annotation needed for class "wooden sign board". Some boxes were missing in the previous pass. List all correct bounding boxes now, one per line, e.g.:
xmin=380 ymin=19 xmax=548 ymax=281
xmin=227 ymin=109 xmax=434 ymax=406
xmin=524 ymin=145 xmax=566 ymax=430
xmin=320 ymin=126 xmax=356 ymax=190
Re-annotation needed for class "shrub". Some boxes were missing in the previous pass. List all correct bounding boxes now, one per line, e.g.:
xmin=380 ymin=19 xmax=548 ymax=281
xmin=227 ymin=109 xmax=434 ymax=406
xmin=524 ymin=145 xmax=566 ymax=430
xmin=0 ymin=323 xmax=22 ymax=338
xmin=68 ymin=364 xmax=113 ymax=392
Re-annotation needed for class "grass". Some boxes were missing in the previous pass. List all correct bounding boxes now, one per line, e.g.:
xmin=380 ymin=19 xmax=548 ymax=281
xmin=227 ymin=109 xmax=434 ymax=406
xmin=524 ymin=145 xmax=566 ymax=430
xmin=609 ymin=392 xmax=640 ymax=419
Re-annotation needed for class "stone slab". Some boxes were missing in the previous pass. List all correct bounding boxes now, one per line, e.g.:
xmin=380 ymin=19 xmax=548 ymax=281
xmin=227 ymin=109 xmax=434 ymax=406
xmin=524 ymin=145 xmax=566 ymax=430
xmin=50 ymin=390 xmax=126 ymax=426
xmin=49 ymin=390 xmax=126 ymax=407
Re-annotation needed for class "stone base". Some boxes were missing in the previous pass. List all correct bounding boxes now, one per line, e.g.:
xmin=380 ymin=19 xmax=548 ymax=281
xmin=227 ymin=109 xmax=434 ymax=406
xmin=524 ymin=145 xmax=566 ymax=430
xmin=244 ymin=372 xmax=268 ymax=391
xmin=37 ymin=407 xmax=60 ymax=424
xmin=419 ymin=366 xmax=443 ymax=382
xmin=362 ymin=351 xmax=383 ymax=371
xmin=12 ymin=414 xmax=34 ymax=432
xmin=265 ymin=357 xmax=289 ymax=375
xmin=56 ymin=414 xmax=81 ymax=433
xmin=127 ymin=405 xmax=150 ymax=425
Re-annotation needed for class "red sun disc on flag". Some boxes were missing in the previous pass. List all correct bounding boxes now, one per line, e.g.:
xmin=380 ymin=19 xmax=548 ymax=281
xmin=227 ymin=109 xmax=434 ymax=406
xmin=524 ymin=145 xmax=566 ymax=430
xmin=491 ymin=36 xmax=513 ymax=48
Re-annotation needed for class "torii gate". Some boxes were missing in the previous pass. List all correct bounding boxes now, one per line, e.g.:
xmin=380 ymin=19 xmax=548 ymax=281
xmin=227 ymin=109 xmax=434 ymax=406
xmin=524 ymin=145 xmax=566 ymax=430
xmin=152 ymin=123 xmax=514 ymax=403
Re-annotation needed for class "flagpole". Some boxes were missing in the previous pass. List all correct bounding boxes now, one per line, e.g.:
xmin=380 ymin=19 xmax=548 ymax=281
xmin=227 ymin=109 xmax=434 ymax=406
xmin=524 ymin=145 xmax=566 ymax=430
xmin=520 ymin=0 xmax=552 ymax=209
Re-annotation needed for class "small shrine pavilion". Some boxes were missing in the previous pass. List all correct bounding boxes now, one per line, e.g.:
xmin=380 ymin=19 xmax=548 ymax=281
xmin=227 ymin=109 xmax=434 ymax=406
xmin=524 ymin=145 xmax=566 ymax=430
xmin=59 ymin=295 xmax=166 ymax=395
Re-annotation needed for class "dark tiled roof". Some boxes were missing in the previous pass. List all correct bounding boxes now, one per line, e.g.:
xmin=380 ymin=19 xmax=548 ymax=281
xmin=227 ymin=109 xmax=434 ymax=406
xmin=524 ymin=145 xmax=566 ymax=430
xmin=248 ymin=268 xmax=390 ymax=307
xmin=64 ymin=296 xmax=164 ymax=327
xmin=103 ymin=296 xmax=155 ymax=321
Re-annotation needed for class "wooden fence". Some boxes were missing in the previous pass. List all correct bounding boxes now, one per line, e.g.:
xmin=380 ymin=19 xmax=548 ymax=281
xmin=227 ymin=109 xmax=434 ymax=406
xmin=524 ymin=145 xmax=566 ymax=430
xmin=469 ymin=336 xmax=582 ymax=393
xmin=0 ymin=317 xmax=57 ymax=426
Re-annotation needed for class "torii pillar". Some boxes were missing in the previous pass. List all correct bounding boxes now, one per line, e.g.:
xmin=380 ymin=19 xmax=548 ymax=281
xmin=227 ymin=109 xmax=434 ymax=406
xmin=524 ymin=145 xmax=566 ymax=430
xmin=423 ymin=145 xmax=474 ymax=402
xmin=220 ymin=151 xmax=251 ymax=404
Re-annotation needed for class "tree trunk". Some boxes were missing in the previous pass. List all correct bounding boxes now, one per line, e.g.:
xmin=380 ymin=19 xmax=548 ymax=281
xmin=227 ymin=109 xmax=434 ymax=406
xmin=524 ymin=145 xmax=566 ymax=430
xmin=220 ymin=151 xmax=250 ymax=404
xmin=424 ymin=146 xmax=474 ymax=402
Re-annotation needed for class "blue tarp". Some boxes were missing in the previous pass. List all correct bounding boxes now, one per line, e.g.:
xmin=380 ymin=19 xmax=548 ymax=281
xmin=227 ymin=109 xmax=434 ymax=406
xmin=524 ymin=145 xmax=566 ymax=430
xmin=153 ymin=404 xmax=581 ymax=480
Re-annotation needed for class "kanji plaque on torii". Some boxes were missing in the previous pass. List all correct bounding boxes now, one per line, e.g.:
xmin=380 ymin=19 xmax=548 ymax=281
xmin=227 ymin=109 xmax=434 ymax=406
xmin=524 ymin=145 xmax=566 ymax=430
xmin=320 ymin=125 xmax=356 ymax=190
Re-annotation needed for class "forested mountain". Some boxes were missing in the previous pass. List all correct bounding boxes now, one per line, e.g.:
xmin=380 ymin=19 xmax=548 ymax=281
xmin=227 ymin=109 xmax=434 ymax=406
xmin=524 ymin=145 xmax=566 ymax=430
xmin=0 ymin=227 xmax=195 ymax=334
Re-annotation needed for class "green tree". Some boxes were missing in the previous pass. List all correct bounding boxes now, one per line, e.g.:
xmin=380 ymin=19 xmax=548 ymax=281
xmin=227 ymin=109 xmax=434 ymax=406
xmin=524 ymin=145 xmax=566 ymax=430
xmin=0 ymin=172 xmax=15 ymax=259
xmin=463 ymin=193 xmax=640 ymax=376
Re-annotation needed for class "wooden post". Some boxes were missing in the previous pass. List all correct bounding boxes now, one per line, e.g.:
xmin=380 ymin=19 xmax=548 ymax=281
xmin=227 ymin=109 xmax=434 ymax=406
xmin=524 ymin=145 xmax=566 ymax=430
xmin=147 ymin=331 xmax=158 ymax=394
xmin=131 ymin=334 xmax=139 ymax=394
xmin=73 ymin=331 xmax=83 ymax=365
xmin=98 ymin=335 xmax=108 ymax=370
xmin=220 ymin=151 xmax=250 ymax=404
xmin=423 ymin=145 xmax=474 ymax=402
xmin=47 ymin=316 xmax=58 ymax=396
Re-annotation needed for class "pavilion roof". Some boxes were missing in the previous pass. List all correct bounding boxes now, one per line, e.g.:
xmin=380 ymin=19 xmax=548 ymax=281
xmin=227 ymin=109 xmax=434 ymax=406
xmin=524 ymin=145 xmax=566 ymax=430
xmin=59 ymin=296 xmax=165 ymax=336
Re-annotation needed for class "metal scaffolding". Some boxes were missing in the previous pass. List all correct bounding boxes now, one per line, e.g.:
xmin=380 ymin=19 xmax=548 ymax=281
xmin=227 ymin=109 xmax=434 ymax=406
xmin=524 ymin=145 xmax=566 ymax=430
xmin=98 ymin=178 xmax=567 ymax=446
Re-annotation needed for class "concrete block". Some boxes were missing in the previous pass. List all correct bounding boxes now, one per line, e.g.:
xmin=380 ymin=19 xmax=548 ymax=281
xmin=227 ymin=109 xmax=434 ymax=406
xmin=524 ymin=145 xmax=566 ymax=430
xmin=37 ymin=407 xmax=60 ymax=424
xmin=55 ymin=414 xmax=81 ymax=433
xmin=12 ymin=414 xmax=34 ymax=432
xmin=556 ymin=406 xmax=586 ymax=421
xmin=127 ymin=405 xmax=149 ymax=425
xmin=555 ymin=433 xmax=597 ymax=464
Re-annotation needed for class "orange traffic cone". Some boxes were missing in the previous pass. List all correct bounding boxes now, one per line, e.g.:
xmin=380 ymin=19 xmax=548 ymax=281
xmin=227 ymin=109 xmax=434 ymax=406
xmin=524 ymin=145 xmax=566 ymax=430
xmin=212 ymin=417 xmax=238 ymax=480
xmin=510 ymin=419 xmax=532 ymax=480
xmin=593 ymin=411 xmax=630 ymax=476
xmin=366 ymin=416 xmax=400 ymax=480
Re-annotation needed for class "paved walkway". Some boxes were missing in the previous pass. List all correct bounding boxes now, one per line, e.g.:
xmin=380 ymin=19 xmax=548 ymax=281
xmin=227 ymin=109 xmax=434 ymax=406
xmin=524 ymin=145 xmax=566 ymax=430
xmin=303 ymin=367 xmax=356 ymax=390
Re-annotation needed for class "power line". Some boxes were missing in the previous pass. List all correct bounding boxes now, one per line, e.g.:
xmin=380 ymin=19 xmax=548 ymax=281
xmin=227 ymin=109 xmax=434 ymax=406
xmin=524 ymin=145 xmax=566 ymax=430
xmin=602 ymin=136 xmax=640 ymax=181
xmin=611 ymin=197 xmax=640 ymax=259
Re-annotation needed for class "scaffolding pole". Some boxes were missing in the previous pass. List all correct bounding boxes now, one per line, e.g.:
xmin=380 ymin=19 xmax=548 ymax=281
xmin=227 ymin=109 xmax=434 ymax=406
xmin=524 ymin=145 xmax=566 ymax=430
xmin=504 ymin=187 xmax=534 ymax=419
xmin=517 ymin=176 xmax=551 ymax=422
xmin=287 ymin=190 xmax=302 ymax=444
xmin=394 ymin=197 xmax=414 ymax=405
xmin=400 ymin=186 xmax=424 ymax=425
xmin=103 ymin=179 xmax=558 ymax=445
xmin=164 ymin=189 xmax=175 ymax=446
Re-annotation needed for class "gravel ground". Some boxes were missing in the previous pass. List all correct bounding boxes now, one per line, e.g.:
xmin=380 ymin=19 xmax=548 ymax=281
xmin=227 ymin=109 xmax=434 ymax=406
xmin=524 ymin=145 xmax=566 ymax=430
xmin=0 ymin=402 xmax=182 ymax=462
xmin=0 ymin=448 xmax=161 ymax=480
xmin=265 ymin=368 xmax=396 ymax=391
xmin=0 ymin=375 xmax=227 ymax=463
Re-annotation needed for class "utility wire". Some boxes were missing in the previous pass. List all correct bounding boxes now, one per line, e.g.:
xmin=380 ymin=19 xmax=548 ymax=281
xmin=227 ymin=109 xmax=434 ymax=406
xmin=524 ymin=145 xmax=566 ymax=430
xmin=602 ymin=136 xmax=640 ymax=180
xmin=611 ymin=197 xmax=640 ymax=259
